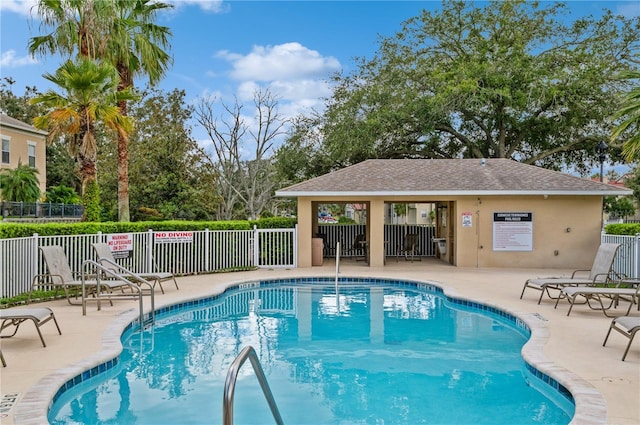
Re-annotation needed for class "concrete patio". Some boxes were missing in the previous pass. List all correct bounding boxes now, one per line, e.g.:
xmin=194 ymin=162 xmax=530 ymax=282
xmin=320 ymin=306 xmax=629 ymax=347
xmin=1 ymin=259 xmax=638 ymax=424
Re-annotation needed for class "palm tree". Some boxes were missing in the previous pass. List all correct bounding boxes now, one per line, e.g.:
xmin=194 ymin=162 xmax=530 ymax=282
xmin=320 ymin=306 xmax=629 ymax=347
xmin=29 ymin=0 xmax=174 ymax=221
xmin=29 ymin=58 xmax=136 ymax=218
xmin=105 ymin=0 xmax=173 ymax=221
xmin=611 ymin=70 xmax=640 ymax=162
xmin=0 ymin=161 xmax=41 ymax=202
xmin=28 ymin=0 xmax=112 ymax=59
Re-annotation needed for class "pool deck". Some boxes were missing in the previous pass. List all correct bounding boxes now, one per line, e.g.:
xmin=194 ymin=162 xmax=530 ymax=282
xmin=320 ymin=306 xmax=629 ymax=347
xmin=1 ymin=259 xmax=638 ymax=424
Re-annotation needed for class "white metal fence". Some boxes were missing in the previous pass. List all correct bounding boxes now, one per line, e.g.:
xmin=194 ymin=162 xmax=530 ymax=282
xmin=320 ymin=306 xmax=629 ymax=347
xmin=601 ymin=233 xmax=640 ymax=280
xmin=0 ymin=226 xmax=297 ymax=298
xmin=1 ymin=226 xmax=638 ymax=298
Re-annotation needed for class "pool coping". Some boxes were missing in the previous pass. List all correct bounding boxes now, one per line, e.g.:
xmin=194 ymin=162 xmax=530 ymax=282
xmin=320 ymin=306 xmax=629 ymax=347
xmin=12 ymin=275 xmax=607 ymax=425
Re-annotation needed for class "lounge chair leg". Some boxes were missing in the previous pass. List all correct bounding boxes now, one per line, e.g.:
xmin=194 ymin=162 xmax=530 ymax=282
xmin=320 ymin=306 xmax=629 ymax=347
xmin=0 ymin=350 xmax=5 ymax=367
xmin=519 ymin=284 xmax=528 ymax=299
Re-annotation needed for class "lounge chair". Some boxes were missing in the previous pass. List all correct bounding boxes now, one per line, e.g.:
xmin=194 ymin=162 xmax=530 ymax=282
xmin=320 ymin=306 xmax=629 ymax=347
xmin=92 ymin=243 xmax=179 ymax=294
xmin=31 ymin=246 xmax=154 ymax=317
xmin=556 ymin=279 xmax=639 ymax=317
xmin=344 ymin=234 xmax=367 ymax=260
xmin=397 ymin=233 xmax=421 ymax=262
xmin=0 ymin=306 xmax=61 ymax=347
xmin=30 ymin=246 xmax=132 ymax=306
xmin=602 ymin=315 xmax=640 ymax=361
xmin=520 ymin=243 xmax=621 ymax=304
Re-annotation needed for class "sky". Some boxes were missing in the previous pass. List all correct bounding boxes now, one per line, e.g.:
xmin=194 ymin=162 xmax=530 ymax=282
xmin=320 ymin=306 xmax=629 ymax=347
xmin=1 ymin=0 xmax=639 ymax=173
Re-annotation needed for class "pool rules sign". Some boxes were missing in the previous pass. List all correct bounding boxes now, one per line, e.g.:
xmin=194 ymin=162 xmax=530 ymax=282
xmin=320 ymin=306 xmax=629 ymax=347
xmin=492 ymin=212 xmax=533 ymax=251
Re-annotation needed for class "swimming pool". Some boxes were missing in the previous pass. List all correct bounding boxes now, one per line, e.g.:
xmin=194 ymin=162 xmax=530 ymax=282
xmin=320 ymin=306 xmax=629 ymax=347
xmin=47 ymin=277 xmax=574 ymax=424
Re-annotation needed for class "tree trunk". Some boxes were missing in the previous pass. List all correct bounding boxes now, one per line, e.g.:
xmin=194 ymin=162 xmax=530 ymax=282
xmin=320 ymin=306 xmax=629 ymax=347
xmin=116 ymin=67 xmax=131 ymax=222
xmin=117 ymin=130 xmax=130 ymax=222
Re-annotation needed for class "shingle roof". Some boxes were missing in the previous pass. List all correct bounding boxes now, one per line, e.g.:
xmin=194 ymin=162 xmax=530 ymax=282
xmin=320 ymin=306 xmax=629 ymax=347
xmin=276 ymin=159 xmax=632 ymax=197
xmin=0 ymin=113 xmax=48 ymax=136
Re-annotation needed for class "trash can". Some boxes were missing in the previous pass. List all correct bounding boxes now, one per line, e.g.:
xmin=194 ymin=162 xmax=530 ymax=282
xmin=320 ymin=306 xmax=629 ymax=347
xmin=433 ymin=238 xmax=447 ymax=256
xmin=312 ymin=237 xmax=324 ymax=266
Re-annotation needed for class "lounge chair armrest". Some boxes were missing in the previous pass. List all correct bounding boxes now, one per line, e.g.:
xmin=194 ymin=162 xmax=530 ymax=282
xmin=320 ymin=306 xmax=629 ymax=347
xmin=570 ymin=269 xmax=591 ymax=278
xmin=31 ymin=272 xmax=70 ymax=286
xmin=590 ymin=272 xmax=616 ymax=285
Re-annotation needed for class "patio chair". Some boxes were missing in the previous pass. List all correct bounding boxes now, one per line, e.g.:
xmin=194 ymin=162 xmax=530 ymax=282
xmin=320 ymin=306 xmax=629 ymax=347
xmin=92 ymin=243 xmax=179 ymax=294
xmin=343 ymin=234 xmax=367 ymax=260
xmin=32 ymin=246 xmax=153 ymax=317
xmin=520 ymin=243 xmax=621 ymax=304
xmin=602 ymin=315 xmax=640 ymax=361
xmin=0 ymin=306 xmax=61 ymax=347
xmin=556 ymin=278 xmax=639 ymax=317
xmin=397 ymin=233 xmax=421 ymax=262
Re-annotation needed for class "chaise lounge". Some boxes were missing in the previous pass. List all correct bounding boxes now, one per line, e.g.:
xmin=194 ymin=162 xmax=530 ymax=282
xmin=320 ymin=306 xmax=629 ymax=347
xmin=32 ymin=246 xmax=154 ymax=318
xmin=520 ymin=243 xmax=621 ymax=304
xmin=603 ymin=315 xmax=640 ymax=361
xmin=0 ymin=306 xmax=62 ymax=348
xmin=555 ymin=279 xmax=640 ymax=317
xmin=92 ymin=242 xmax=179 ymax=294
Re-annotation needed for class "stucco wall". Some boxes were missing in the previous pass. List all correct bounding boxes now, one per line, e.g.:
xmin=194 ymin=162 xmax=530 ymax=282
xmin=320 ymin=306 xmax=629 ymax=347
xmin=295 ymin=194 xmax=603 ymax=270
xmin=0 ymin=126 xmax=47 ymax=195
xmin=454 ymin=195 xmax=601 ymax=269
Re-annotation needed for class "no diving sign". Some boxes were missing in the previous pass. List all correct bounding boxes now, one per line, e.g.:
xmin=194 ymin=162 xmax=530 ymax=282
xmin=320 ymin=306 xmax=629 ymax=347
xmin=154 ymin=231 xmax=194 ymax=244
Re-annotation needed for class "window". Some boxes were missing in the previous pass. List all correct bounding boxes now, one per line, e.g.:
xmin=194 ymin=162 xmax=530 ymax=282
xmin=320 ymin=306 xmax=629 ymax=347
xmin=28 ymin=142 xmax=36 ymax=167
xmin=1 ymin=137 xmax=9 ymax=164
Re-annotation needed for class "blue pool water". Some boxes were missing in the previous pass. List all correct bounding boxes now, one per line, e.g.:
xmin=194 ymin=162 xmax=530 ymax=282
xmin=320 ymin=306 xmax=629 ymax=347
xmin=48 ymin=278 xmax=573 ymax=424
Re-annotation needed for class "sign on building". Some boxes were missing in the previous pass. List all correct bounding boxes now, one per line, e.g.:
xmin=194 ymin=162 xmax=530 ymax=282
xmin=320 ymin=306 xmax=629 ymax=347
xmin=492 ymin=212 xmax=533 ymax=251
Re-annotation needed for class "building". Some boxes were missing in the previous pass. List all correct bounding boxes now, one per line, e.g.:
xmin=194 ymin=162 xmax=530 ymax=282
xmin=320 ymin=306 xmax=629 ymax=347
xmin=0 ymin=113 xmax=48 ymax=195
xmin=276 ymin=158 xmax=632 ymax=269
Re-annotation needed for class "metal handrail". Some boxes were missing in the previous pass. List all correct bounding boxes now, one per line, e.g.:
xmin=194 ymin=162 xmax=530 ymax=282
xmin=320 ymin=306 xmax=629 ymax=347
xmin=335 ymin=241 xmax=341 ymax=288
xmin=80 ymin=259 xmax=155 ymax=327
xmin=223 ymin=346 xmax=284 ymax=425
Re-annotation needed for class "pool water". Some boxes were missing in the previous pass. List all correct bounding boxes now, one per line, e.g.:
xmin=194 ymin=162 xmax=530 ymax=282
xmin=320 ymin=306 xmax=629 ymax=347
xmin=48 ymin=281 xmax=573 ymax=424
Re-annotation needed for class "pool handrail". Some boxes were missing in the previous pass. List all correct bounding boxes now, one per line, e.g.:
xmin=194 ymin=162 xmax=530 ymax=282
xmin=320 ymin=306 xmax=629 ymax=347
xmin=335 ymin=241 xmax=341 ymax=288
xmin=223 ymin=345 xmax=284 ymax=425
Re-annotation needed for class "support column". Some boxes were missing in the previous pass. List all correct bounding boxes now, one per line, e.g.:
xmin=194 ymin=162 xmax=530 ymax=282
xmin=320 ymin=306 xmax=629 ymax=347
xmin=369 ymin=199 xmax=385 ymax=267
xmin=297 ymin=198 xmax=313 ymax=267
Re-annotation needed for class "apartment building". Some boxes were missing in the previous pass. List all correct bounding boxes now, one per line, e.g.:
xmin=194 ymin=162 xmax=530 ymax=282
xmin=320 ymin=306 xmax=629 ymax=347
xmin=0 ymin=113 xmax=48 ymax=194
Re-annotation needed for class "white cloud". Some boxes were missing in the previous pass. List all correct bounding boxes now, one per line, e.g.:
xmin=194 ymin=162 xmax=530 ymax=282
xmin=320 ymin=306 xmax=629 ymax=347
xmin=0 ymin=50 xmax=37 ymax=68
xmin=0 ymin=0 xmax=36 ymax=16
xmin=166 ymin=0 xmax=227 ymax=14
xmin=218 ymin=42 xmax=341 ymax=82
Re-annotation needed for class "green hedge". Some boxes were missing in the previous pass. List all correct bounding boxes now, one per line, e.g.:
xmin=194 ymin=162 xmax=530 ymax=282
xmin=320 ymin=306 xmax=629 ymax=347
xmin=604 ymin=223 xmax=640 ymax=236
xmin=0 ymin=217 xmax=297 ymax=239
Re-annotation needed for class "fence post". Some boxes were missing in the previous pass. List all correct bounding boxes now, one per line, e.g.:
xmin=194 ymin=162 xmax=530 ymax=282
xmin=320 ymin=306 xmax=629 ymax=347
xmin=31 ymin=233 xmax=39 ymax=286
xmin=294 ymin=224 xmax=298 ymax=267
xmin=636 ymin=234 xmax=640 ymax=279
xmin=253 ymin=225 xmax=259 ymax=267
xmin=147 ymin=229 xmax=154 ymax=274
xmin=204 ymin=228 xmax=210 ymax=273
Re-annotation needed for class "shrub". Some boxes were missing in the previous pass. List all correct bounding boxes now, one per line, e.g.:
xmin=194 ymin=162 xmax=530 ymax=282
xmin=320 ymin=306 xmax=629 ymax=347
xmin=605 ymin=223 xmax=640 ymax=235
xmin=83 ymin=180 xmax=101 ymax=222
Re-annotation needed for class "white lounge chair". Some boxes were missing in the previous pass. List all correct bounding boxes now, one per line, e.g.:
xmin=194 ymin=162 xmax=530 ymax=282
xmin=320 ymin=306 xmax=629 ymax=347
xmin=0 ymin=306 xmax=61 ymax=347
xmin=520 ymin=243 xmax=621 ymax=304
xmin=603 ymin=315 xmax=640 ymax=361
xmin=92 ymin=242 xmax=179 ymax=294
xmin=556 ymin=279 xmax=640 ymax=317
